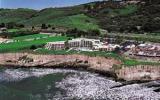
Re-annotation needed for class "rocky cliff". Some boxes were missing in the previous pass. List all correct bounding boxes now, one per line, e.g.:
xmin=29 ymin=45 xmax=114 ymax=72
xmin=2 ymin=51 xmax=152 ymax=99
xmin=117 ymin=65 xmax=160 ymax=81
xmin=0 ymin=53 xmax=159 ymax=81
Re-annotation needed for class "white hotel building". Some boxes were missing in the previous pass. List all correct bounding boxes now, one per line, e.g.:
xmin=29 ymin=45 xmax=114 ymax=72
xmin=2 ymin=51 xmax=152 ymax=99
xmin=68 ymin=38 xmax=101 ymax=50
xmin=45 ymin=38 xmax=120 ymax=51
xmin=45 ymin=41 xmax=65 ymax=50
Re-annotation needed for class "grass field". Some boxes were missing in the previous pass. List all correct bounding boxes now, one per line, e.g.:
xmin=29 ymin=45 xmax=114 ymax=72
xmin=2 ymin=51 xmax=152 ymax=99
xmin=48 ymin=14 xmax=99 ymax=31
xmin=0 ymin=36 xmax=69 ymax=53
xmin=13 ymin=34 xmax=50 ymax=41
xmin=6 ymin=28 xmax=29 ymax=33
xmin=6 ymin=29 xmax=21 ymax=33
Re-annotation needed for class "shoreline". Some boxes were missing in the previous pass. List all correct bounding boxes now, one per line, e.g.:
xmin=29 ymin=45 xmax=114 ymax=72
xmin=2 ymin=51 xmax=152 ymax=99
xmin=0 ymin=53 xmax=159 ymax=83
xmin=0 ymin=65 xmax=154 ymax=86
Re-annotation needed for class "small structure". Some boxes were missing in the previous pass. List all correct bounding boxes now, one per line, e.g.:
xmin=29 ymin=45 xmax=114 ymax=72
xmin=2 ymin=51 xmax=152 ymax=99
xmin=125 ymin=44 xmax=136 ymax=51
xmin=45 ymin=41 xmax=65 ymax=50
xmin=0 ymin=38 xmax=12 ymax=44
xmin=0 ymin=27 xmax=7 ymax=33
xmin=130 ymin=43 xmax=160 ymax=57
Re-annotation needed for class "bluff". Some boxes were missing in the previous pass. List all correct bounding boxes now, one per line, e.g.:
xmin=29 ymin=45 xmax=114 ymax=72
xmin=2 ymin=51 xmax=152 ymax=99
xmin=0 ymin=53 xmax=159 ymax=81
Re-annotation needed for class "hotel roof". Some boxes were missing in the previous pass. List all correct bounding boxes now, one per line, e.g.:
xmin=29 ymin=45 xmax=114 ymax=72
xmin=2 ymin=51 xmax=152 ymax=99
xmin=68 ymin=38 xmax=100 ymax=42
xmin=47 ymin=41 xmax=65 ymax=44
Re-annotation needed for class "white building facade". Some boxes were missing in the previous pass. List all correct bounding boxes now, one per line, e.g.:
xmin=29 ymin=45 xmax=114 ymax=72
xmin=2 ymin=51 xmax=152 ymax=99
xmin=68 ymin=38 xmax=101 ymax=50
xmin=45 ymin=41 xmax=65 ymax=50
xmin=45 ymin=38 xmax=120 ymax=51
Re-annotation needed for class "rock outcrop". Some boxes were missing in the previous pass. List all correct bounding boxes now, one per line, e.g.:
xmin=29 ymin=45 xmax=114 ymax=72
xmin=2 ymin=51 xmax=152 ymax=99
xmin=117 ymin=65 xmax=160 ymax=81
xmin=0 ymin=53 xmax=121 ymax=70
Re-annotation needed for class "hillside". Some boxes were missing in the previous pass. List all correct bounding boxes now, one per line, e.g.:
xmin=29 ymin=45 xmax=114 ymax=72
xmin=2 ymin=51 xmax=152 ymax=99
xmin=0 ymin=5 xmax=99 ymax=31
xmin=85 ymin=0 xmax=160 ymax=33
xmin=19 ymin=6 xmax=83 ymax=25
xmin=0 ymin=8 xmax=37 ymax=23
xmin=0 ymin=0 xmax=160 ymax=33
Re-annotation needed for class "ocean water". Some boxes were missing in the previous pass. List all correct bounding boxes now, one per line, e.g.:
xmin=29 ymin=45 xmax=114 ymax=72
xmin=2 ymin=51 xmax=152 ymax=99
xmin=0 ymin=68 xmax=159 ymax=100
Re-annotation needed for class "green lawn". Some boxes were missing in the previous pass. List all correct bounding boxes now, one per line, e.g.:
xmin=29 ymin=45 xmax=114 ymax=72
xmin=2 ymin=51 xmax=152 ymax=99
xmin=7 ymin=29 xmax=20 ymax=33
xmin=0 ymin=36 xmax=69 ymax=53
xmin=13 ymin=34 xmax=50 ymax=41
xmin=122 ymin=58 xmax=160 ymax=66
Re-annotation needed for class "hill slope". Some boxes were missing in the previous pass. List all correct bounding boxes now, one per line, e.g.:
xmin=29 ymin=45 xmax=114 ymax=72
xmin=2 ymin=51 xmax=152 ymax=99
xmin=0 ymin=5 xmax=99 ymax=31
xmin=0 ymin=0 xmax=160 ymax=33
xmin=0 ymin=8 xmax=37 ymax=23
xmin=85 ymin=0 xmax=160 ymax=33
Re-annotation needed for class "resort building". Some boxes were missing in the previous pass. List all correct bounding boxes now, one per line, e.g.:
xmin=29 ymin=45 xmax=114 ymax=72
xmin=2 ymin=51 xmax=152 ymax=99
xmin=93 ymin=44 xmax=120 ymax=51
xmin=68 ymin=38 xmax=101 ymax=50
xmin=45 ymin=38 xmax=121 ymax=52
xmin=68 ymin=38 xmax=120 ymax=51
xmin=45 ymin=41 xmax=65 ymax=50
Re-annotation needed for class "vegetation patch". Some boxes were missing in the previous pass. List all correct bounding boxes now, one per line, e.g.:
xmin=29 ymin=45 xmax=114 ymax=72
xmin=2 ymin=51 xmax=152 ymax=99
xmin=107 ymin=33 xmax=160 ymax=43
xmin=48 ymin=14 xmax=99 ymax=31
xmin=7 ymin=29 xmax=20 ymax=33
xmin=13 ymin=34 xmax=50 ymax=41
xmin=122 ymin=59 xmax=160 ymax=66
xmin=0 ymin=8 xmax=36 ymax=23
xmin=0 ymin=36 xmax=69 ymax=53
xmin=114 ymin=5 xmax=138 ymax=16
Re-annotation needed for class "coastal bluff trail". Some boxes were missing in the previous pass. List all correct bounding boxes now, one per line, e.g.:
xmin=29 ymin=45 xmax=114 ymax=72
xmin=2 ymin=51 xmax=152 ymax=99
xmin=0 ymin=53 xmax=159 ymax=81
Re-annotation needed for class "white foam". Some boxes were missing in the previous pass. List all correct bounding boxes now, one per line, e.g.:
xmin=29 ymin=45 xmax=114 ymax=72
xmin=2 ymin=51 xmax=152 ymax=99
xmin=55 ymin=72 xmax=160 ymax=100
xmin=0 ymin=68 xmax=77 ymax=81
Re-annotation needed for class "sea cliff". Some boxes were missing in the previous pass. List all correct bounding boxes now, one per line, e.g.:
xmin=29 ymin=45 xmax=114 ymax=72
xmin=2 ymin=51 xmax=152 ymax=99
xmin=0 ymin=53 xmax=159 ymax=81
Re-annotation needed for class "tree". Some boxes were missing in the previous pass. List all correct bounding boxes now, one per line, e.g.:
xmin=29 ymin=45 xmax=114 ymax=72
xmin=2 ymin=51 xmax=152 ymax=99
xmin=113 ymin=47 xmax=120 ymax=54
xmin=30 ymin=45 xmax=37 ymax=50
xmin=52 ymin=27 xmax=55 ymax=30
xmin=65 ymin=40 xmax=69 ymax=50
xmin=48 ymin=24 xmax=51 ymax=28
xmin=0 ymin=23 xmax=5 ymax=28
xmin=32 ymin=26 xmax=35 ymax=30
xmin=41 ymin=24 xmax=47 ymax=29
xmin=115 ymin=36 xmax=124 ymax=44
xmin=16 ymin=24 xmax=25 ymax=28
xmin=87 ymin=29 xmax=101 ymax=36
xmin=66 ymin=28 xmax=78 ymax=37
xmin=6 ymin=22 xmax=16 ymax=29
xmin=84 ymin=4 xmax=92 ymax=11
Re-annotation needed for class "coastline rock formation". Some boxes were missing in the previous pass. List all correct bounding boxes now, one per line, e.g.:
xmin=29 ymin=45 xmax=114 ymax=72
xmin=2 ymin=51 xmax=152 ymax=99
xmin=0 ymin=53 xmax=159 ymax=81
xmin=117 ymin=65 xmax=160 ymax=81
